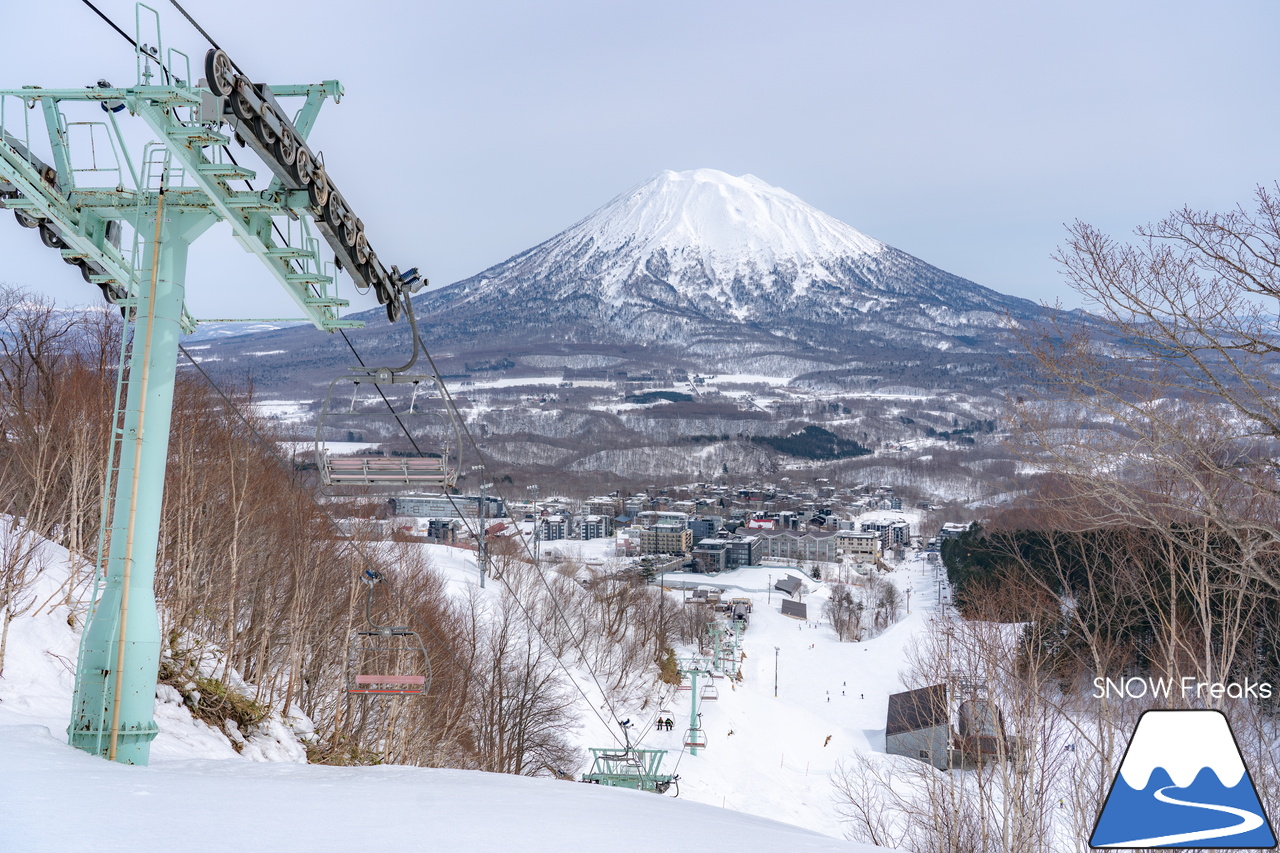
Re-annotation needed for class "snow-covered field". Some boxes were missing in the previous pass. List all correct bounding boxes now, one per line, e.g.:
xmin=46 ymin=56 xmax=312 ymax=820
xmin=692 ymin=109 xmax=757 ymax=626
xmin=0 ymin=524 xmax=945 ymax=852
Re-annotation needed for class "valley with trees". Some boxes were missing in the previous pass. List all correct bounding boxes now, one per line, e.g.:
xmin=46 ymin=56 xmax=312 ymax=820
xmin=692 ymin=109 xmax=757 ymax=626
xmin=5 ymin=186 xmax=1280 ymax=851
xmin=1 ymin=4 xmax=1277 ymax=844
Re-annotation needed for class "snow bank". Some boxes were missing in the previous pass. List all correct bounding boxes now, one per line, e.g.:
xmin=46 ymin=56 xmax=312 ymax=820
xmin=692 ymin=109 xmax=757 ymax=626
xmin=0 ymin=724 xmax=877 ymax=853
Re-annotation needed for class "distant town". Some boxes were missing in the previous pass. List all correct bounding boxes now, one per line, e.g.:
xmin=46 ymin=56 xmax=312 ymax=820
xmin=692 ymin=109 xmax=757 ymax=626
xmin=370 ymin=481 xmax=974 ymax=577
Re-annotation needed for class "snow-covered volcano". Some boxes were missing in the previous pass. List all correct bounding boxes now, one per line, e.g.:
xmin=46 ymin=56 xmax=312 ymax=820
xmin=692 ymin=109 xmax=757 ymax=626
xmin=202 ymin=169 xmax=1047 ymax=396
xmin=412 ymin=168 xmax=1041 ymax=357
xmin=536 ymin=168 xmax=887 ymax=311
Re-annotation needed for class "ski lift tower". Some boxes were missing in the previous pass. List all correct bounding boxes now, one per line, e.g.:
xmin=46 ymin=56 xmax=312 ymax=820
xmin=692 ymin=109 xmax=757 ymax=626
xmin=0 ymin=4 xmax=424 ymax=765
xmin=677 ymin=656 xmax=714 ymax=755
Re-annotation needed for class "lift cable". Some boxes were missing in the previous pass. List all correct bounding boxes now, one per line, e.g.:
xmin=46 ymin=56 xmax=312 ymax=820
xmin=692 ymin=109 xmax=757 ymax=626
xmin=415 ymin=341 xmax=637 ymax=740
xmin=80 ymin=0 xmax=139 ymax=48
xmin=175 ymin=343 xmax=490 ymax=697
xmin=83 ymin=0 xmax=632 ymax=749
xmin=178 ymin=337 xmax=625 ymax=747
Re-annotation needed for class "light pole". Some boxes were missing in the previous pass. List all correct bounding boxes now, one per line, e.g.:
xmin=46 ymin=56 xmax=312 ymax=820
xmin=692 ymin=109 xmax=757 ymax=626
xmin=527 ymin=484 xmax=540 ymax=566
xmin=478 ymin=483 xmax=489 ymax=589
xmin=768 ymin=573 xmax=772 ymax=605
xmin=774 ymin=646 xmax=780 ymax=698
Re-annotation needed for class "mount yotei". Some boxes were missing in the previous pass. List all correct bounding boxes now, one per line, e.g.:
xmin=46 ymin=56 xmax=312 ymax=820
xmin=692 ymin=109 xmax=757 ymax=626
xmin=411 ymin=168 xmax=1040 ymax=365
xmin=201 ymin=169 xmax=1045 ymax=489
xmin=209 ymin=168 xmax=1043 ymax=389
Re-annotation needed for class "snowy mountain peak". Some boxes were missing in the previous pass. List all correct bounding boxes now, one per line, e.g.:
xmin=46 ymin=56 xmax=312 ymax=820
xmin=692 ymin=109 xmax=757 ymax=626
xmin=412 ymin=166 xmax=1039 ymax=357
xmin=547 ymin=169 xmax=886 ymax=300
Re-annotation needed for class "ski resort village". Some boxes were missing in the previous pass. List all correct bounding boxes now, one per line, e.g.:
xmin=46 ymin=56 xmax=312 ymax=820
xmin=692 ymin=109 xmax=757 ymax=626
xmin=3 ymin=3 xmax=1280 ymax=852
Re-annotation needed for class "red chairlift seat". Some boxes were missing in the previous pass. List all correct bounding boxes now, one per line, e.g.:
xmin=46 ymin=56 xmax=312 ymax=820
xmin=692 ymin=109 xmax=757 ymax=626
xmin=349 ymin=673 xmax=428 ymax=695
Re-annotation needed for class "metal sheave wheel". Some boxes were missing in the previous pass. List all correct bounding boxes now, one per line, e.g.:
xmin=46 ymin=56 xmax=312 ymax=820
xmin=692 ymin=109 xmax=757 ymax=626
xmin=308 ymin=167 xmax=330 ymax=208
xmin=325 ymin=192 xmax=345 ymax=228
xmin=205 ymin=50 xmax=236 ymax=98
xmin=254 ymin=104 xmax=278 ymax=146
xmin=38 ymin=223 xmax=65 ymax=249
xmin=293 ymin=148 xmax=313 ymax=186
xmin=230 ymin=84 xmax=256 ymax=122
xmin=273 ymin=126 xmax=297 ymax=167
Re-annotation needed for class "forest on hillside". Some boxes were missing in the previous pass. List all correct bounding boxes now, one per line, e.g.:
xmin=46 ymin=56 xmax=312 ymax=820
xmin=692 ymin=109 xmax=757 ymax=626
xmin=0 ymin=287 xmax=704 ymax=773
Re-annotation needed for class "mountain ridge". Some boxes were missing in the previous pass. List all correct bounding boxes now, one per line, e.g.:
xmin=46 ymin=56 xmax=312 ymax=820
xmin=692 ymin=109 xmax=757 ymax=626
xmin=411 ymin=168 xmax=1040 ymax=357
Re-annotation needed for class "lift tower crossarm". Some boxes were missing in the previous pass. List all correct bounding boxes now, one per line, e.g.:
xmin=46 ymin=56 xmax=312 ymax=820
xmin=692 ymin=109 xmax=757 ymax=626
xmin=132 ymin=99 xmax=358 ymax=330
xmin=0 ymin=133 xmax=141 ymax=311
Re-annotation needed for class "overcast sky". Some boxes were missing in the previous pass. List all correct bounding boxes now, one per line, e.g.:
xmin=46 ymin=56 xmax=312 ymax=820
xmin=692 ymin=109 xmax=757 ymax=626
xmin=2 ymin=0 xmax=1278 ymax=320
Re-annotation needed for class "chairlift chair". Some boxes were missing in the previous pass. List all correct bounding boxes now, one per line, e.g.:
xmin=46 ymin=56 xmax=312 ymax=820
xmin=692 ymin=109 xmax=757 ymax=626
xmin=314 ymin=297 xmax=463 ymax=495
xmin=346 ymin=570 xmax=432 ymax=697
xmin=683 ymin=727 xmax=708 ymax=749
xmin=316 ymin=370 xmax=461 ymax=495
xmin=701 ymin=683 xmax=719 ymax=702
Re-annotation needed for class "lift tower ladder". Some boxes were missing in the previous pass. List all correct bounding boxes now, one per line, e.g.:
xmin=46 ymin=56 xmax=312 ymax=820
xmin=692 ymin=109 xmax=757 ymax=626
xmin=0 ymin=3 xmax=427 ymax=765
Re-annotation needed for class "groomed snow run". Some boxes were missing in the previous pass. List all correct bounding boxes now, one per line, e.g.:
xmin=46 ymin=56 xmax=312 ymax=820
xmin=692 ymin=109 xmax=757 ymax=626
xmin=0 ymin=524 xmax=893 ymax=852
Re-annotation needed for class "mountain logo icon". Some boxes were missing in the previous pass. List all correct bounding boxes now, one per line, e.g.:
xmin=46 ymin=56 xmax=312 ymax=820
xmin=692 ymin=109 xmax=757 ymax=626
xmin=1090 ymin=709 xmax=1276 ymax=848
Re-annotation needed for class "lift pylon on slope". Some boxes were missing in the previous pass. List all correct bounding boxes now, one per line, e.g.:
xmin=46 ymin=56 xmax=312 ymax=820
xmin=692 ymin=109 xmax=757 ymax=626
xmin=0 ymin=3 xmax=426 ymax=765
xmin=581 ymin=720 xmax=677 ymax=795
xmin=677 ymin=657 xmax=713 ymax=755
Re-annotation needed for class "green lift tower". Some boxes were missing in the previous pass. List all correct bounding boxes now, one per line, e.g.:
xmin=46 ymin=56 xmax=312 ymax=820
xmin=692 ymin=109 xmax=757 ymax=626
xmin=0 ymin=3 xmax=424 ymax=764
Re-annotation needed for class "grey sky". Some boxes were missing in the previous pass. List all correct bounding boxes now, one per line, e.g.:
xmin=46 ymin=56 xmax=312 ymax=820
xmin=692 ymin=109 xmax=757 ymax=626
xmin=2 ymin=0 xmax=1278 ymax=320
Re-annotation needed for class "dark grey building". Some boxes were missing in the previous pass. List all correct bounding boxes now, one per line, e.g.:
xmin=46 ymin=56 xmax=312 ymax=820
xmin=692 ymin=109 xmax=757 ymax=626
xmin=691 ymin=539 xmax=730 ymax=573
xmin=724 ymin=535 xmax=760 ymax=570
xmin=885 ymin=684 xmax=952 ymax=770
xmin=774 ymin=576 xmax=803 ymax=598
xmin=688 ymin=515 xmax=723 ymax=543
xmin=780 ymin=599 xmax=808 ymax=619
